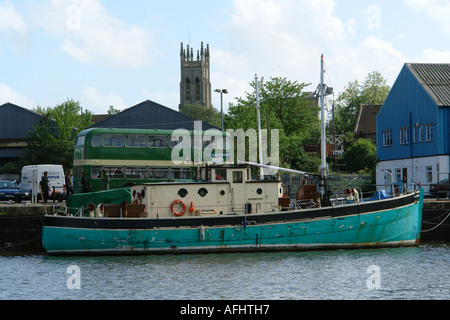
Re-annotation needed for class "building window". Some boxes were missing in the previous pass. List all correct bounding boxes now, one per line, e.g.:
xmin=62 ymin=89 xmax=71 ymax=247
xmin=395 ymin=168 xmax=401 ymax=182
xmin=426 ymin=166 xmax=433 ymax=183
xmin=185 ymin=78 xmax=191 ymax=100
xmin=413 ymin=124 xmax=423 ymax=143
xmin=426 ymin=123 xmax=434 ymax=142
xmin=383 ymin=130 xmax=392 ymax=147
xmin=195 ymin=77 xmax=201 ymax=101
xmin=400 ymin=127 xmax=409 ymax=145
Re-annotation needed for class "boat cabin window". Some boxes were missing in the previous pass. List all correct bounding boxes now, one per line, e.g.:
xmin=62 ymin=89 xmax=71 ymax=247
xmin=215 ymin=168 xmax=227 ymax=181
xmin=233 ymin=171 xmax=243 ymax=183
xmin=200 ymin=167 xmax=212 ymax=181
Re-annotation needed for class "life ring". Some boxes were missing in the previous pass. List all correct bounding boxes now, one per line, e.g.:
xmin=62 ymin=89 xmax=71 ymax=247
xmin=171 ymin=199 xmax=186 ymax=217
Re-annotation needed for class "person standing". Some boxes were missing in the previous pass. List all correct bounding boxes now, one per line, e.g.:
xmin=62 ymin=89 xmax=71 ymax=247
xmin=81 ymin=171 xmax=91 ymax=193
xmin=65 ymin=170 xmax=74 ymax=200
xmin=39 ymin=171 xmax=50 ymax=204
xmin=101 ymin=170 xmax=110 ymax=190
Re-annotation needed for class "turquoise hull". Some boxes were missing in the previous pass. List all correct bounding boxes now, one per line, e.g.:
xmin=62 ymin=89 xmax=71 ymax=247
xmin=42 ymin=190 xmax=423 ymax=255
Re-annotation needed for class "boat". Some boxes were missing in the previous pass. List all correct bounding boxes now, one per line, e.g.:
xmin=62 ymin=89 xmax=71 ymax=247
xmin=42 ymin=163 xmax=424 ymax=255
xmin=41 ymin=55 xmax=423 ymax=255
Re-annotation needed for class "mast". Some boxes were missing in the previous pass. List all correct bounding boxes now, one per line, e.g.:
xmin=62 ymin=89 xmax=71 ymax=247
xmin=320 ymin=54 xmax=327 ymax=180
xmin=255 ymin=74 xmax=264 ymax=179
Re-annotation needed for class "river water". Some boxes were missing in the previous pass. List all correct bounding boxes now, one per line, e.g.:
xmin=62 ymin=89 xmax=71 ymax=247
xmin=0 ymin=242 xmax=448 ymax=301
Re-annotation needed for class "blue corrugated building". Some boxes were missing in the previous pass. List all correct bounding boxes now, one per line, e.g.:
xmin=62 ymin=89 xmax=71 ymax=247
xmin=376 ymin=63 xmax=450 ymax=192
xmin=0 ymin=102 xmax=57 ymax=166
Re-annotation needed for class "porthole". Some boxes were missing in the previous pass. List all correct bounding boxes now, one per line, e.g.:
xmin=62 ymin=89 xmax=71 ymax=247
xmin=220 ymin=190 xmax=225 ymax=196
xmin=178 ymin=188 xmax=188 ymax=198
xmin=198 ymin=188 xmax=208 ymax=197
xmin=257 ymin=188 xmax=263 ymax=195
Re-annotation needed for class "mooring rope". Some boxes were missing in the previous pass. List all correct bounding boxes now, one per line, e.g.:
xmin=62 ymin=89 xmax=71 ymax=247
xmin=0 ymin=236 xmax=42 ymax=251
xmin=421 ymin=210 xmax=450 ymax=233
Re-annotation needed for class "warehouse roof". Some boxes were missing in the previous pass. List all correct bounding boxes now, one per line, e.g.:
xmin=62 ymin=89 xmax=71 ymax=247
xmin=407 ymin=63 xmax=450 ymax=107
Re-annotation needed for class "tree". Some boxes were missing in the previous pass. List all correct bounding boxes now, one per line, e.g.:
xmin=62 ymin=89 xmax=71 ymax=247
xmin=23 ymin=99 xmax=94 ymax=169
xmin=107 ymin=105 xmax=121 ymax=115
xmin=343 ymin=138 xmax=377 ymax=175
xmin=226 ymin=77 xmax=320 ymax=171
xmin=333 ymin=71 xmax=390 ymax=134
xmin=180 ymin=103 xmax=221 ymax=128
xmin=34 ymin=99 xmax=93 ymax=140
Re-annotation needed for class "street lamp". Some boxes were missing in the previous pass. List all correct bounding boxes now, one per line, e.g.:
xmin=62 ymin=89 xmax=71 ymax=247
xmin=215 ymin=89 xmax=228 ymax=131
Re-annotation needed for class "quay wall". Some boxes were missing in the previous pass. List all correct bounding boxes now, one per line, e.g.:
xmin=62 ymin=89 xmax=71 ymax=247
xmin=0 ymin=201 xmax=448 ymax=255
xmin=0 ymin=204 xmax=65 ymax=255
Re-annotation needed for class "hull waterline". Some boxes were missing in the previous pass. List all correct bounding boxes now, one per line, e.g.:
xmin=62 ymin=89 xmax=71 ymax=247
xmin=42 ymin=190 xmax=424 ymax=255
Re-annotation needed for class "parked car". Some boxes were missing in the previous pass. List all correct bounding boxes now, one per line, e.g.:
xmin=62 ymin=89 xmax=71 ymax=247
xmin=429 ymin=178 xmax=450 ymax=198
xmin=0 ymin=180 xmax=28 ymax=203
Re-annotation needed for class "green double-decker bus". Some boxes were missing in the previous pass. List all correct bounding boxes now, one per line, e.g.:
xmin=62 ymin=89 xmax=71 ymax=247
xmin=73 ymin=128 xmax=232 ymax=193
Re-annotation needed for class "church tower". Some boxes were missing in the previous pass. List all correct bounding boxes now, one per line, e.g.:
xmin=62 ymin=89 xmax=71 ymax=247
xmin=179 ymin=42 xmax=212 ymax=111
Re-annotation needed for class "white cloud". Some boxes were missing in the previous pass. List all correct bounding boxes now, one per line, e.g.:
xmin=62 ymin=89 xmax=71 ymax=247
xmin=404 ymin=0 xmax=450 ymax=36
xmin=0 ymin=3 xmax=27 ymax=35
xmin=0 ymin=84 xmax=34 ymax=108
xmin=216 ymin=0 xmax=406 ymax=100
xmin=140 ymin=89 xmax=180 ymax=111
xmin=34 ymin=0 xmax=154 ymax=68
xmin=81 ymin=86 xmax=126 ymax=114
xmin=0 ymin=3 xmax=28 ymax=50
xmin=420 ymin=48 xmax=450 ymax=63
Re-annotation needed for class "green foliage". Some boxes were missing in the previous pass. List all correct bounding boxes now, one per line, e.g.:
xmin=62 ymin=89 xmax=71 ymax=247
xmin=332 ymin=71 xmax=390 ymax=134
xmin=225 ymin=77 xmax=321 ymax=171
xmin=22 ymin=99 xmax=94 ymax=170
xmin=107 ymin=105 xmax=121 ymax=115
xmin=344 ymin=138 xmax=377 ymax=175
xmin=180 ymin=103 xmax=221 ymax=128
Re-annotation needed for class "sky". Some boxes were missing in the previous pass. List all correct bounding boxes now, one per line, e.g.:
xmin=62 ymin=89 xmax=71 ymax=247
xmin=1 ymin=0 xmax=450 ymax=115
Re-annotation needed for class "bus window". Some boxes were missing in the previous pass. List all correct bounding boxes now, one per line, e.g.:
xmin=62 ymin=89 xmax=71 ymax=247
xmin=171 ymin=168 xmax=191 ymax=180
xmin=75 ymin=136 xmax=85 ymax=146
xmin=126 ymin=135 xmax=147 ymax=148
xmin=103 ymin=134 xmax=124 ymax=147
xmin=149 ymin=135 xmax=169 ymax=148
xmin=126 ymin=167 xmax=147 ymax=179
xmin=91 ymin=166 xmax=102 ymax=179
xmin=104 ymin=166 xmax=124 ymax=179
xmin=148 ymin=168 xmax=169 ymax=180
xmin=91 ymin=135 xmax=101 ymax=147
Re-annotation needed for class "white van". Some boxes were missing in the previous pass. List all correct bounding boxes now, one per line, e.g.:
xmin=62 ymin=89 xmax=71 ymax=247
xmin=20 ymin=165 xmax=66 ymax=202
